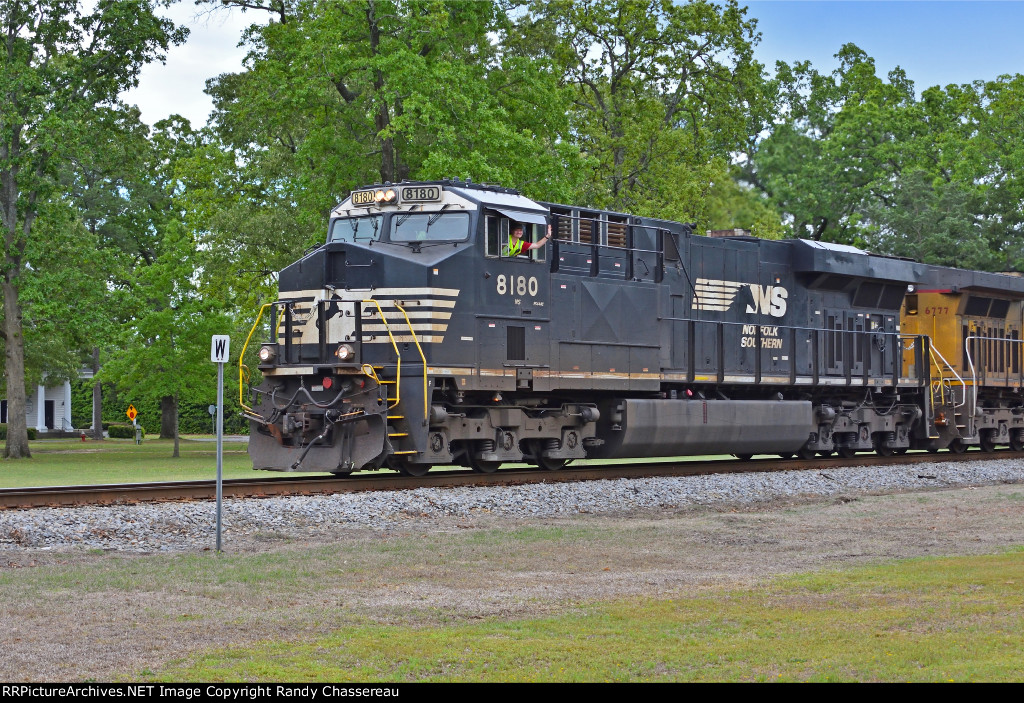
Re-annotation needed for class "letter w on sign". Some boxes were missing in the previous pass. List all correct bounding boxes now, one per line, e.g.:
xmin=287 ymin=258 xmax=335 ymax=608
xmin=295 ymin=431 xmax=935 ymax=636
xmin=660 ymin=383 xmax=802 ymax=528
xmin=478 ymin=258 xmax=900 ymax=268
xmin=211 ymin=335 xmax=231 ymax=363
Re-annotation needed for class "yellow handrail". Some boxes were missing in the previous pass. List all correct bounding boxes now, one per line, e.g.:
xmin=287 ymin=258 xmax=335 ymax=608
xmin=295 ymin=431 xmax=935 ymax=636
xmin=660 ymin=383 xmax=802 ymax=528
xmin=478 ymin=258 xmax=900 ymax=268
xmin=238 ymin=303 xmax=275 ymax=413
xmin=392 ymin=301 xmax=429 ymax=420
xmin=362 ymin=299 xmax=402 ymax=409
xmin=926 ymin=343 xmax=965 ymax=410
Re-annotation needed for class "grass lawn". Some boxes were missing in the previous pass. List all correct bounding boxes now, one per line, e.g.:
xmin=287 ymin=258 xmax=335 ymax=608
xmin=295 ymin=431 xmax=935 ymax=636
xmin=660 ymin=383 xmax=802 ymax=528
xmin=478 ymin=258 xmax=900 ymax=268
xmin=0 ymin=437 xmax=325 ymax=487
xmin=139 ymin=550 xmax=1024 ymax=682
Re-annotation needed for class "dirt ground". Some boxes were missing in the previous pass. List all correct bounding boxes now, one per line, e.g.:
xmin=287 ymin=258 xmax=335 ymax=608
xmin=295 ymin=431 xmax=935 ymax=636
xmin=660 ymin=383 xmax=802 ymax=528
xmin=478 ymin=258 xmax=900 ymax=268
xmin=1 ymin=482 xmax=1022 ymax=681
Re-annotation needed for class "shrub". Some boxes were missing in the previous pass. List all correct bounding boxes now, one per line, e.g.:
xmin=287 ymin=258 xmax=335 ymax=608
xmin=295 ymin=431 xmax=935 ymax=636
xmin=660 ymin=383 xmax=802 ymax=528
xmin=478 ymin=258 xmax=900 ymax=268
xmin=108 ymin=423 xmax=145 ymax=439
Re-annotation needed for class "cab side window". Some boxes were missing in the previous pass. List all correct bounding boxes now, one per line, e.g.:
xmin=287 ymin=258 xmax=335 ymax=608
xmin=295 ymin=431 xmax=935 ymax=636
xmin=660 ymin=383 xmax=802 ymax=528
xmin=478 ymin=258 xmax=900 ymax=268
xmin=486 ymin=216 xmax=545 ymax=262
xmin=485 ymin=216 xmax=508 ymax=258
xmin=524 ymin=223 xmax=546 ymax=263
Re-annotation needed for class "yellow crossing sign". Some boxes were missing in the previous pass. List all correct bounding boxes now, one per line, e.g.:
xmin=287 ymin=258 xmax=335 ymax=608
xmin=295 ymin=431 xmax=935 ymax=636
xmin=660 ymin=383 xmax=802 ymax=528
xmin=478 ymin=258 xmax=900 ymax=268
xmin=126 ymin=404 xmax=137 ymax=422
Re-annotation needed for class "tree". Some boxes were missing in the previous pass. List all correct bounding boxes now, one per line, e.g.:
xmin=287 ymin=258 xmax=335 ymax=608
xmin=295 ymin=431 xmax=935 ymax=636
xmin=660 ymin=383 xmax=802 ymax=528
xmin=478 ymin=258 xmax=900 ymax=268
xmin=749 ymin=44 xmax=918 ymax=244
xmin=862 ymin=169 xmax=994 ymax=270
xmin=64 ymin=105 xmax=170 ymax=439
xmin=0 ymin=0 xmax=186 ymax=457
xmin=102 ymin=216 xmax=233 ymax=457
xmin=531 ymin=0 xmax=773 ymax=222
xmin=751 ymin=42 xmax=1024 ymax=268
xmin=86 ymin=115 xmax=237 ymax=455
xmin=201 ymin=0 xmax=588 ymax=301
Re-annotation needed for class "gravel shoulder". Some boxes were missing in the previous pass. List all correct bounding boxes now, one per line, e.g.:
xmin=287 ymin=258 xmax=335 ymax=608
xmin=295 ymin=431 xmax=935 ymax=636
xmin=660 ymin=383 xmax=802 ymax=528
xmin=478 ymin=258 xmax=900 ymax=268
xmin=0 ymin=459 xmax=1022 ymax=681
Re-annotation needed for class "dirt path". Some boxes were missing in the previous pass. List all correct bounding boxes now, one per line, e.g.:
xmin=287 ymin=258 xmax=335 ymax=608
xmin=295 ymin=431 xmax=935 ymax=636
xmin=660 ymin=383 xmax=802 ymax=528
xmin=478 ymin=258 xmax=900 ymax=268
xmin=1 ymin=483 xmax=1022 ymax=681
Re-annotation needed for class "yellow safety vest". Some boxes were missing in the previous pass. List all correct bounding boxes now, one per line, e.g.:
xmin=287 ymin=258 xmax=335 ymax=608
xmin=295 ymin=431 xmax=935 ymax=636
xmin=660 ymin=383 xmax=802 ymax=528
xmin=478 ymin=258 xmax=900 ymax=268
xmin=503 ymin=238 xmax=524 ymax=257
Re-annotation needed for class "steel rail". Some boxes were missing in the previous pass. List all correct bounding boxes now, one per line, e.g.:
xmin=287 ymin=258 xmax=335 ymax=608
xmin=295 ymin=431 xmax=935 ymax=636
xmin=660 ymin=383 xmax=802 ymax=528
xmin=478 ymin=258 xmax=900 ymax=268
xmin=1 ymin=450 xmax=1021 ymax=511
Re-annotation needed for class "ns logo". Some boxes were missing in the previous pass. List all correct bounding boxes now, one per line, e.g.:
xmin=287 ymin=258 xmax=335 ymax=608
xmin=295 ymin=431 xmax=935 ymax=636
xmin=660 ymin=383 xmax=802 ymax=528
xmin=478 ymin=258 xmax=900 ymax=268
xmin=692 ymin=278 xmax=788 ymax=318
xmin=745 ymin=285 xmax=788 ymax=318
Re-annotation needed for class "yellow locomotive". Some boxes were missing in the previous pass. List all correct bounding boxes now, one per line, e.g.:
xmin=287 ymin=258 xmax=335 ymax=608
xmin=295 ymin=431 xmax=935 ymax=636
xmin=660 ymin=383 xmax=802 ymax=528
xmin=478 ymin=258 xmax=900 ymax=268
xmin=902 ymin=268 xmax=1024 ymax=452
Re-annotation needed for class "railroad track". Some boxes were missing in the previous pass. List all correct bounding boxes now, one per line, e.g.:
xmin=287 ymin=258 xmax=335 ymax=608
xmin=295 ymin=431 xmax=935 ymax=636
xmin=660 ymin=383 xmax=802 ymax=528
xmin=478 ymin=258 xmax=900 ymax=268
xmin=2 ymin=450 xmax=1021 ymax=511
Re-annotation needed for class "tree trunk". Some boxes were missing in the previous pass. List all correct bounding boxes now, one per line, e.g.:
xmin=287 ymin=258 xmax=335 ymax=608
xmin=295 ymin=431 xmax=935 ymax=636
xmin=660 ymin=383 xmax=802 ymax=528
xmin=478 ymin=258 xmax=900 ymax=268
xmin=172 ymin=393 xmax=179 ymax=458
xmin=91 ymin=347 xmax=103 ymax=440
xmin=2 ymin=279 xmax=30 ymax=458
xmin=160 ymin=394 xmax=177 ymax=439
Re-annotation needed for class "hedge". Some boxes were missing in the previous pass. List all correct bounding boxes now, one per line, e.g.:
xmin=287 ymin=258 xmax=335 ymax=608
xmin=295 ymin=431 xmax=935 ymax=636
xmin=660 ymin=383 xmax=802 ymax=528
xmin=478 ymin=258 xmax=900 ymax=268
xmin=0 ymin=425 xmax=38 ymax=440
xmin=107 ymin=423 xmax=146 ymax=439
xmin=71 ymin=381 xmax=249 ymax=435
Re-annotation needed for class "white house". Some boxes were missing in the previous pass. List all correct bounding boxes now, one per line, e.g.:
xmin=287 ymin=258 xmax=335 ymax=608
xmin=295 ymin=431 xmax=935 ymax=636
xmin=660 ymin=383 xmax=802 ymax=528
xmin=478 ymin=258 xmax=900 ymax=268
xmin=1 ymin=377 xmax=75 ymax=433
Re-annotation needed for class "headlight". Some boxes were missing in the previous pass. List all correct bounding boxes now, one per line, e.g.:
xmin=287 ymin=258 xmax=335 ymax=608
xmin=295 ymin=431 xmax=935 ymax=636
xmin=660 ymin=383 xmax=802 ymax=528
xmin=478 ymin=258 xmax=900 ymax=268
xmin=258 ymin=345 xmax=276 ymax=363
xmin=335 ymin=343 xmax=355 ymax=361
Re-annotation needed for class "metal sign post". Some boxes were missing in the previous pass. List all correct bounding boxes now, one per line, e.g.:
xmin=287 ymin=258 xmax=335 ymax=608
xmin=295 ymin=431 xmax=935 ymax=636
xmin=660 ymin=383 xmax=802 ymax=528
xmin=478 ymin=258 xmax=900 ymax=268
xmin=126 ymin=405 xmax=140 ymax=444
xmin=211 ymin=335 xmax=231 ymax=552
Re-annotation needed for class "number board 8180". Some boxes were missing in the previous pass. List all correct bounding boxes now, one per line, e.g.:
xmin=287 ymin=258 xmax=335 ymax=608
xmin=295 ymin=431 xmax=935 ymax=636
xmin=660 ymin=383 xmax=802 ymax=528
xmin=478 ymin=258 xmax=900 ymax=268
xmin=402 ymin=186 xmax=441 ymax=203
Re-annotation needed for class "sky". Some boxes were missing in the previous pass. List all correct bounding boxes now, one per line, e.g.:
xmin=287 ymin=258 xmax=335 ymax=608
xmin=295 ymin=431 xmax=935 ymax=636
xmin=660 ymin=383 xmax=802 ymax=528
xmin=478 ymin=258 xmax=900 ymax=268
xmin=122 ymin=1 xmax=1024 ymax=129
xmin=746 ymin=1 xmax=1024 ymax=91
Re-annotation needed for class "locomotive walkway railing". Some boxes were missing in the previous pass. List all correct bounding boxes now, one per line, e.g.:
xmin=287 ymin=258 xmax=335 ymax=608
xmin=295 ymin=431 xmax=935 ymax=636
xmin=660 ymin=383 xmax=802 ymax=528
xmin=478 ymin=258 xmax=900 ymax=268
xmin=656 ymin=317 xmax=919 ymax=389
xmin=237 ymin=296 xmax=429 ymax=429
xmin=908 ymin=335 xmax=967 ymax=436
xmin=965 ymin=334 xmax=1024 ymax=414
xmin=547 ymin=211 xmax=665 ymax=282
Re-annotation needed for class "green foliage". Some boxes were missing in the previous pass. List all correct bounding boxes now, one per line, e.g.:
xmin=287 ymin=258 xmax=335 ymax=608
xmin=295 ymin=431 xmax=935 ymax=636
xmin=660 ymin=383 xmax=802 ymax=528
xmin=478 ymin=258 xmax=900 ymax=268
xmin=0 ymin=0 xmax=187 ymax=456
xmin=704 ymin=164 xmax=786 ymax=239
xmin=203 ymin=0 xmax=591 ymax=307
xmin=751 ymin=44 xmax=918 ymax=244
xmin=861 ymin=170 xmax=994 ymax=270
xmin=530 ymin=0 xmax=775 ymax=223
xmin=751 ymin=44 xmax=1024 ymax=269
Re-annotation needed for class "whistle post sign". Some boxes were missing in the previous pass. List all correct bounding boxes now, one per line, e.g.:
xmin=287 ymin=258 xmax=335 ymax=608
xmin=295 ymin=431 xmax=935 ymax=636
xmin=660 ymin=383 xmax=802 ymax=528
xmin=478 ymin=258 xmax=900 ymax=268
xmin=211 ymin=335 xmax=230 ymax=363
xmin=210 ymin=334 xmax=230 ymax=552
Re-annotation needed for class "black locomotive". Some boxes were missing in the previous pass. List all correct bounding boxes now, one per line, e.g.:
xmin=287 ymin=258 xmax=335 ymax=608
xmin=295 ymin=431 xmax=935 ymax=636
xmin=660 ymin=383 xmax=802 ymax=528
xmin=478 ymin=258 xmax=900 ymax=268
xmin=240 ymin=179 xmax=1024 ymax=474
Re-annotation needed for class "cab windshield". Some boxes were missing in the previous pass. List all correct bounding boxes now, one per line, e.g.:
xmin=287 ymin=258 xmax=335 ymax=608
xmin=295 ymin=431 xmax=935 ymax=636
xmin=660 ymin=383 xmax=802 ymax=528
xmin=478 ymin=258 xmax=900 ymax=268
xmin=330 ymin=215 xmax=383 ymax=243
xmin=391 ymin=212 xmax=469 ymax=242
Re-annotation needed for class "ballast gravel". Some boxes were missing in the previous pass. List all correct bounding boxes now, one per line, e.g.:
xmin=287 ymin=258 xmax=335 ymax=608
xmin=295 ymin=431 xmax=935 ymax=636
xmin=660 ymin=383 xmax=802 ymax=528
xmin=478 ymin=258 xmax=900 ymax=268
xmin=1 ymin=458 xmax=1021 ymax=553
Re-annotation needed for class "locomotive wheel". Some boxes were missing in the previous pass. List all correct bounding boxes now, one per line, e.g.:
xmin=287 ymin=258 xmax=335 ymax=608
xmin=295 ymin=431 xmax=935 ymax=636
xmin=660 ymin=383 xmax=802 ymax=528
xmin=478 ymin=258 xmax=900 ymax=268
xmin=526 ymin=440 xmax=565 ymax=471
xmin=979 ymin=432 xmax=997 ymax=453
xmin=469 ymin=455 xmax=501 ymax=474
xmin=893 ymin=447 xmax=909 ymax=455
xmin=837 ymin=447 xmax=856 ymax=459
xmin=796 ymin=447 xmax=816 ymax=460
xmin=391 ymin=458 xmax=431 ymax=477
xmin=1011 ymin=436 xmax=1024 ymax=452
xmin=777 ymin=453 xmax=794 ymax=459
xmin=817 ymin=451 xmax=833 ymax=458
xmin=536 ymin=455 xmax=566 ymax=471
xmin=734 ymin=453 xmax=753 ymax=461
xmin=875 ymin=444 xmax=894 ymax=457
xmin=926 ymin=446 xmax=939 ymax=453
xmin=948 ymin=439 xmax=967 ymax=454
